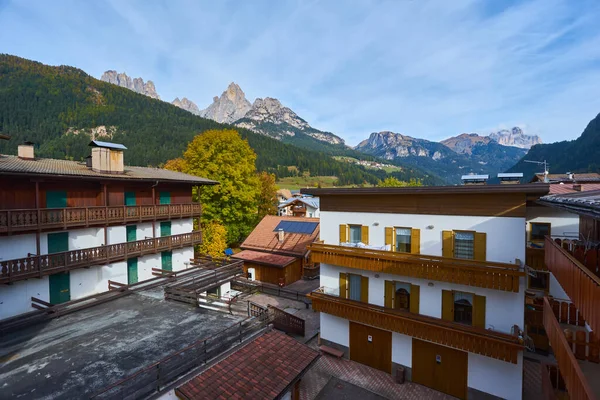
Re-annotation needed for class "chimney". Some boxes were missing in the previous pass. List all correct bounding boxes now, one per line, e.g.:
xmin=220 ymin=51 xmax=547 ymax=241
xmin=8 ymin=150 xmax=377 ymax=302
xmin=89 ymin=141 xmax=127 ymax=174
xmin=573 ymin=184 xmax=582 ymax=192
xmin=498 ymin=172 xmax=523 ymax=184
xmin=18 ymin=141 xmax=35 ymax=160
xmin=278 ymin=228 xmax=285 ymax=242
xmin=461 ymin=174 xmax=489 ymax=185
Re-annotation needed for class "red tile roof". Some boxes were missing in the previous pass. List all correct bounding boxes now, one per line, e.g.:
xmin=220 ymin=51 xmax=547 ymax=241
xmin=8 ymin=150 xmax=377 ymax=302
xmin=176 ymin=330 xmax=320 ymax=400
xmin=232 ymin=250 xmax=297 ymax=268
xmin=548 ymin=183 xmax=600 ymax=194
xmin=241 ymin=215 xmax=320 ymax=257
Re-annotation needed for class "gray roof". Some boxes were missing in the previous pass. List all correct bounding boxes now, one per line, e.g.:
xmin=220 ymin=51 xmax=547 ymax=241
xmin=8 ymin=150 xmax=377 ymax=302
xmin=0 ymin=155 xmax=218 ymax=185
xmin=538 ymin=189 xmax=600 ymax=220
xmin=498 ymin=173 xmax=523 ymax=178
xmin=89 ymin=140 xmax=128 ymax=150
xmin=278 ymin=196 xmax=320 ymax=209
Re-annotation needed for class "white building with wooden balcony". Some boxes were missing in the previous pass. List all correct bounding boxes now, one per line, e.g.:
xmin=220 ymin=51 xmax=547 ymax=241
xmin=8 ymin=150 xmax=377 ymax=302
xmin=301 ymin=184 xmax=556 ymax=400
xmin=0 ymin=141 xmax=217 ymax=320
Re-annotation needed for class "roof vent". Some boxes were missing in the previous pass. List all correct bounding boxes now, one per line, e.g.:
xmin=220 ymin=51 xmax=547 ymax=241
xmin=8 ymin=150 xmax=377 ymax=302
xmin=18 ymin=141 xmax=35 ymax=160
xmin=89 ymin=141 xmax=127 ymax=174
xmin=461 ymin=174 xmax=489 ymax=185
xmin=498 ymin=172 xmax=523 ymax=184
xmin=278 ymin=229 xmax=285 ymax=242
xmin=573 ymin=184 xmax=582 ymax=192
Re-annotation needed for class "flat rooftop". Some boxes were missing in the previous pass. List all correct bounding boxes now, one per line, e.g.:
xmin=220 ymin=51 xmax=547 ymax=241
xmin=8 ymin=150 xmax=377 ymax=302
xmin=0 ymin=286 xmax=244 ymax=399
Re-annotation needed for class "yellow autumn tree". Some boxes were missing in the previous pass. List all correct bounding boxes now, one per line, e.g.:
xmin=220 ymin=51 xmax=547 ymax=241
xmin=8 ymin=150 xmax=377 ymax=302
xmin=197 ymin=220 xmax=227 ymax=258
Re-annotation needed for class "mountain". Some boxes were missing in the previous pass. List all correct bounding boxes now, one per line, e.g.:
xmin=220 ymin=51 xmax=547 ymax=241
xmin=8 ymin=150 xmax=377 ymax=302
xmin=489 ymin=127 xmax=542 ymax=149
xmin=199 ymin=82 xmax=252 ymax=124
xmin=509 ymin=113 xmax=600 ymax=179
xmin=172 ymin=97 xmax=201 ymax=115
xmin=0 ymin=54 xmax=439 ymax=186
xmin=100 ymin=70 xmax=160 ymax=99
xmin=357 ymin=131 xmax=526 ymax=183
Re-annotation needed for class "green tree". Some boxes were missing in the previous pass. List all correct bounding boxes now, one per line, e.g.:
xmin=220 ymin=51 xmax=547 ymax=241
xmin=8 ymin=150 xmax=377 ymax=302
xmin=197 ymin=220 xmax=228 ymax=258
xmin=377 ymin=177 xmax=422 ymax=187
xmin=257 ymin=171 xmax=278 ymax=221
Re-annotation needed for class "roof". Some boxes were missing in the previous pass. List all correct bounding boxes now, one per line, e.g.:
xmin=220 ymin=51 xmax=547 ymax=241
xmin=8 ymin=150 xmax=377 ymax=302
xmin=461 ymin=174 xmax=489 ymax=180
xmin=549 ymin=183 xmax=600 ymax=195
xmin=241 ymin=215 xmax=320 ymax=257
xmin=232 ymin=250 xmax=297 ymax=267
xmin=88 ymin=140 xmax=127 ymax=150
xmin=498 ymin=172 xmax=523 ymax=178
xmin=301 ymin=183 xmax=550 ymax=196
xmin=278 ymin=196 xmax=320 ymax=210
xmin=0 ymin=155 xmax=218 ymax=185
xmin=538 ymin=189 xmax=600 ymax=220
xmin=277 ymin=188 xmax=292 ymax=200
xmin=176 ymin=330 xmax=320 ymax=400
xmin=531 ymin=173 xmax=600 ymax=183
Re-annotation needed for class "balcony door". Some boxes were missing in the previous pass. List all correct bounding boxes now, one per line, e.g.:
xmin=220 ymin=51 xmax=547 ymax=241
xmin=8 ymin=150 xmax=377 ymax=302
xmin=127 ymin=258 xmax=138 ymax=284
xmin=46 ymin=191 xmax=67 ymax=208
xmin=48 ymin=232 xmax=70 ymax=304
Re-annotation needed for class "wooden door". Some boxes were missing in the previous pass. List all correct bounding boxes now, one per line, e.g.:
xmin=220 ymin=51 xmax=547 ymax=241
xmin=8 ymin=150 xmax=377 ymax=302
xmin=127 ymin=258 xmax=138 ymax=284
xmin=349 ymin=322 xmax=392 ymax=373
xmin=160 ymin=221 xmax=171 ymax=237
xmin=46 ymin=191 xmax=67 ymax=208
xmin=49 ymin=272 xmax=70 ymax=304
xmin=161 ymin=251 xmax=172 ymax=271
xmin=159 ymin=191 xmax=171 ymax=205
xmin=48 ymin=232 xmax=69 ymax=253
xmin=412 ymin=339 xmax=468 ymax=400
xmin=126 ymin=225 xmax=137 ymax=242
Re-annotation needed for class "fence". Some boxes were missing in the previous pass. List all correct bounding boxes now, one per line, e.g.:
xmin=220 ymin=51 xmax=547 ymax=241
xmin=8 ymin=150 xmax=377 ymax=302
xmin=270 ymin=305 xmax=305 ymax=336
xmin=232 ymin=278 xmax=311 ymax=306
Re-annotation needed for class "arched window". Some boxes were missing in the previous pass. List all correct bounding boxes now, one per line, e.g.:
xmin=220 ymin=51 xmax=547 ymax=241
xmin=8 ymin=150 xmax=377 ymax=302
xmin=454 ymin=292 xmax=473 ymax=325
xmin=395 ymin=288 xmax=410 ymax=310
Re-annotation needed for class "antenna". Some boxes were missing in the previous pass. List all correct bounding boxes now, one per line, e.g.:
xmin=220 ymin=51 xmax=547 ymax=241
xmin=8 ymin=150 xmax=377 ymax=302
xmin=524 ymin=160 xmax=549 ymax=182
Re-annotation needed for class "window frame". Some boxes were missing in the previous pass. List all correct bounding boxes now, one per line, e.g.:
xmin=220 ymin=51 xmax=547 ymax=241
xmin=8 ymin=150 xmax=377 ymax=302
xmin=348 ymin=224 xmax=363 ymax=244
xmin=453 ymin=290 xmax=474 ymax=326
xmin=530 ymin=222 xmax=551 ymax=243
xmin=394 ymin=227 xmax=413 ymax=253
xmin=528 ymin=271 xmax=550 ymax=293
xmin=347 ymin=273 xmax=363 ymax=301
xmin=453 ymin=230 xmax=476 ymax=260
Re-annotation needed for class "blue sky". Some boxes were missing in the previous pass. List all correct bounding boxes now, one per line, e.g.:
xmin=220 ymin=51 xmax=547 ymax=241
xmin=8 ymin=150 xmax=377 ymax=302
xmin=1 ymin=0 xmax=600 ymax=146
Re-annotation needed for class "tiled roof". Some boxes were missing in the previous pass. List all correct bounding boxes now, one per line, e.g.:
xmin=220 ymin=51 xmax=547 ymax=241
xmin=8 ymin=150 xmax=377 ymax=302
xmin=533 ymin=173 xmax=600 ymax=183
xmin=539 ymin=189 xmax=600 ymax=219
xmin=549 ymin=183 xmax=600 ymax=195
xmin=241 ymin=215 xmax=320 ymax=257
xmin=0 ymin=155 xmax=217 ymax=184
xmin=278 ymin=196 xmax=320 ymax=209
xmin=176 ymin=330 xmax=320 ymax=400
xmin=277 ymin=188 xmax=292 ymax=200
xmin=232 ymin=250 xmax=297 ymax=267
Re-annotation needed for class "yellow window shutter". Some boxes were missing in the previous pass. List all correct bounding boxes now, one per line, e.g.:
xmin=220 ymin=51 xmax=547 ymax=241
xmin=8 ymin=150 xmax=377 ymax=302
xmin=385 ymin=227 xmax=395 ymax=251
xmin=409 ymin=284 xmax=420 ymax=314
xmin=474 ymin=232 xmax=487 ymax=261
xmin=339 ymin=224 xmax=348 ymax=243
xmin=442 ymin=290 xmax=454 ymax=321
xmin=384 ymin=280 xmax=395 ymax=308
xmin=360 ymin=276 xmax=369 ymax=303
xmin=361 ymin=225 xmax=369 ymax=245
xmin=339 ymin=273 xmax=348 ymax=299
xmin=473 ymin=294 xmax=486 ymax=328
xmin=442 ymin=230 xmax=454 ymax=258
xmin=410 ymin=229 xmax=421 ymax=254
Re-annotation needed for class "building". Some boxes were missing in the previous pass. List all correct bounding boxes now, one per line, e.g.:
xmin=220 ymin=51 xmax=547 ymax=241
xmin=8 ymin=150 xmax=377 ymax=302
xmin=232 ymin=215 xmax=320 ymax=286
xmin=0 ymin=141 xmax=217 ymax=320
xmin=301 ymin=184 xmax=554 ymax=400
xmin=531 ymin=172 xmax=600 ymax=184
xmin=278 ymin=195 xmax=320 ymax=218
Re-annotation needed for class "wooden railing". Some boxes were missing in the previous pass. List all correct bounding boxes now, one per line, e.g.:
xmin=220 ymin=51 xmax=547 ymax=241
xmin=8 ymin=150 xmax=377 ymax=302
xmin=0 ymin=203 xmax=201 ymax=234
xmin=0 ymin=231 xmax=202 ymax=284
xmin=309 ymin=289 xmax=523 ymax=363
xmin=545 ymin=236 xmax=600 ymax=335
xmin=269 ymin=305 xmax=305 ymax=336
xmin=543 ymin=297 xmax=596 ymax=400
xmin=309 ymin=243 xmax=524 ymax=292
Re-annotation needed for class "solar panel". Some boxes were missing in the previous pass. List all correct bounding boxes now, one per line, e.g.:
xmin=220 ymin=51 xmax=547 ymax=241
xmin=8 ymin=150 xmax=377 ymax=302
xmin=273 ymin=221 xmax=318 ymax=235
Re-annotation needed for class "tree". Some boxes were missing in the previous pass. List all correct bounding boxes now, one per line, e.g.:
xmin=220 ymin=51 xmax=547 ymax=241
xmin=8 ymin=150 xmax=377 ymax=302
xmin=163 ymin=157 xmax=186 ymax=172
xmin=257 ymin=171 xmax=278 ymax=221
xmin=197 ymin=220 xmax=227 ymax=258
xmin=377 ymin=177 xmax=422 ymax=187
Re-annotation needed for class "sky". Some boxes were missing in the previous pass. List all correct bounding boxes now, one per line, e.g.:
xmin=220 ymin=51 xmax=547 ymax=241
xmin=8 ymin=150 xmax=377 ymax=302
xmin=1 ymin=0 xmax=600 ymax=146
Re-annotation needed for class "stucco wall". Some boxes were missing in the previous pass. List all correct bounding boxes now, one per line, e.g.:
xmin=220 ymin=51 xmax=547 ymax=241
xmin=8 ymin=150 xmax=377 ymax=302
xmin=321 ymin=313 xmax=349 ymax=347
xmin=526 ymin=206 xmax=579 ymax=239
xmin=0 ymin=277 xmax=49 ymax=320
xmin=0 ymin=233 xmax=37 ymax=260
xmin=172 ymin=248 xmax=194 ymax=271
xmin=468 ymin=351 xmax=523 ymax=400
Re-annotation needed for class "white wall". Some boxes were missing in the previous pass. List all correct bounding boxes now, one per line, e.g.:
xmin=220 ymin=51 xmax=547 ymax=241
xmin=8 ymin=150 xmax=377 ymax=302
xmin=526 ymin=206 xmax=579 ymax=239
xmin=321 ymin=313 xmax=349 ymax=347
xmin=0 ymin=277 xmax=49 ymax=320
xmin=172 ymin=248 xmax=194 ymax=271
xmin=107 ymin=226 xmax=126 ymax=244
xmin=70 ymin=267 xmax=103 ymax=299
xmin=392 ymin=332 xmax=412 ymax=367
xmin=40 ymin=227 xmax=104 ymax=254
xmin=138 ymin=254 xmax=161 ymax=280
xmin=320 ymin=211 xmax=525 ymax=264
xmin=154 ymin=218 xmax=193 ymax=237
xmin=549 ymin=272 xmax=569 ymax=300
xmin=138 ymin=222 xmax=154 ymax=240
xmin=468 ymin=351 xmax=523 ymax=400
xmin=0 ymin=233 xmax=37 ymax=260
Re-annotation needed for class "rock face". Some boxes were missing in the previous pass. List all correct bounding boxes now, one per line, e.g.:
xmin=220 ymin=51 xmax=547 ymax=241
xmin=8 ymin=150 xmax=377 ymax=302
xmin=489 ymin=127 xmax=542 ymax=149
xmin=199 ymin=82 xmax=252 ymax=124
xmin=356 ymin=131 xmax=447 ymax=160
xmin=100 ymin=70 xmax=160 ymax=99
xmin=440 ymin=133 xmax=492 ymax=155
xmin=172 ymin=97 xmax=201 ymax=115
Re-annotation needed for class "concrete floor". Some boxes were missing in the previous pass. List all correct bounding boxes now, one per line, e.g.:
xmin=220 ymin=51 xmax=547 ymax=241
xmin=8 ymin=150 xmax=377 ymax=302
xmin=314 ymin=377 xmax=387 ymax=400
xmin=579 ymin=359 xmax=600 ymax=399
xmin=0 ymin=286 xmax=244 ymax=400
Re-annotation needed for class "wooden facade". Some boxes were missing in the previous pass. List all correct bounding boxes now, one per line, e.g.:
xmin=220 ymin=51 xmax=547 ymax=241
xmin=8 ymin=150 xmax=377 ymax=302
xmin=580 ymin=215 xmax=600 ymax=243
xmin=309 ymin=243 xmax=524 ymax=292
xmin=242 ymin=259 xmax=303 ymax=286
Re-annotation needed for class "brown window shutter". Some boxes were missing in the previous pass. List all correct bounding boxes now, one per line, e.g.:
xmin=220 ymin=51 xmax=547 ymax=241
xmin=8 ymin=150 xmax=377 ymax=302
xmin=361 ymin=225 xmax=369 ymax=245
xmin=474 ymin=232 xmax=487 ymax=261
xmin=384 ymin=280 xmax=395 ymax=308
xmin=442 ymin=231 xmax=454 ymax=258
xmin=473 ymin=294 xmax=486 ymax=328
xmin=339 ymin=273 xmax=348 ymax=299
xmin=409 ymin=284 xmax=420 ymax=314
xmin=360 ymin=276 xmax=369 ymax=303
xmin=385 ymin=227 xmax=395 ymax=251
xmin=339 ymin=224 xmax=348 ymax=243
xmin=442 ymin=290 xmax=454 ymax=321
xmin=410 ymin=229 xmax=421 ymax=254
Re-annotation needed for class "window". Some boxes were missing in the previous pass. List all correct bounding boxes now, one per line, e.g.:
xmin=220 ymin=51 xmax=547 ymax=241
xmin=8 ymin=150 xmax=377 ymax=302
xmin=207 ymin=286 xmax=221 ymax=297
xmin=348 ymin=274 xmax=362 ymax=301
xmin=394 ymin=282 xmax=411 ymax=310
xmin=340 ymin=272 xmax=368 ymax=302
xmin=531 ymin=223 xmax=551 ymax=242
xmin=385 ymin=280 xmax=420 ymax=313
xmin=454 ymin=231 xmax=474 ymax=260
xmin=529 ymin=271 xmax=550 ymax=292
xmin=453 ymin=291 xmax=474 ymax=325
xmin=395 ymin=228 xmax=412 ymax=253
xmin=349 ymin=225 xmax=362 ymax=244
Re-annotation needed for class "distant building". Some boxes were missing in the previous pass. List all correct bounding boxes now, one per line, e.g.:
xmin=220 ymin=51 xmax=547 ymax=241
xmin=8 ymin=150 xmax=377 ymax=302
xmin=278 ymin=196 xmax=320 ymax=218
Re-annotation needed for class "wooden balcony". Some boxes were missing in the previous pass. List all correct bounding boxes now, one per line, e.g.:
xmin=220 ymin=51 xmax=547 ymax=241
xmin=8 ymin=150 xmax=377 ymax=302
xmin=0 ymin=231 xmax=202 ymax=284
xmin=309 ymin=289 xmax=523 ymax=363
xmin=545 ymin=236 xmax=600 ymax=335
xmin=309 ymin=243 xmax=524 ymax=292
xmin=0 ymin=203 xmax=202 ymax=235
xmin=543 ymin=297 xmax=596 ymax=400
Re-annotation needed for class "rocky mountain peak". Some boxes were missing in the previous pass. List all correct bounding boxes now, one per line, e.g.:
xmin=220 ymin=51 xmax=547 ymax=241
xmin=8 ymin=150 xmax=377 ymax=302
xmin=199 ymin=82 xmax=252 ymax=124
xmin=171 ymin=97 xmax=200 ymax=115
xmin=356 ymin=131 xmax=444 ymax=160
xmin=100 ymin=70 xmax=160 ymax=99
xmin=440 ymin=133 xmax=492 ymax=155
xmin=488 ymin=127 xmax=542 ymax=149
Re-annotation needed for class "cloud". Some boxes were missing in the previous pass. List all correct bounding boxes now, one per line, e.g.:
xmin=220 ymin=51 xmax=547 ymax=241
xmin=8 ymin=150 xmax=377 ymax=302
xmin=1 ymin=0 xmax=600 ymax=146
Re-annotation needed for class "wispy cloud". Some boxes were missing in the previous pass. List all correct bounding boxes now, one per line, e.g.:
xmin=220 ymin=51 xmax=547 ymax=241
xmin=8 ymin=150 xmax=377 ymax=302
xmin=1 ymin=0 xmax=599 ymax=146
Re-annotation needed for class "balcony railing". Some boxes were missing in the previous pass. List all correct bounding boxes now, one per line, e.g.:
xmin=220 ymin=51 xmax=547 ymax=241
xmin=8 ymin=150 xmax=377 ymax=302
xmin=543 ymin=297 xmax=596 ymax=400
xmin=309 ymin=288 xmax=522 ymax=363
xmin=309 ymin=243 xmax=524 ymax=292
xmin=545 ymin=236 xmax=600 ymax=335
xmin=0 ymin=231 xmax=202 ymax=284
xmin=526 ymin=246 xmax=547 ymax=271
xmin=0 ymin=203 xmax=202 ymax=234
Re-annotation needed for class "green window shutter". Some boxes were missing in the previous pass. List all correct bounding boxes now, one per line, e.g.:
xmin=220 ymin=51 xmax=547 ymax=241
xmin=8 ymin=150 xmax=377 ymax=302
xmin=384 ymin=280 xmax=395 ymax=308
xmin=160 ymin=221 xmax=171 ymax=237
xmin=126 ymin=225 xmax=137 ymax=242
xmin=48 ymin=232 xmax=69 ymax=253
xmin=161 ymin=251 xmax=172 ymax=271
xmin=127 ymin=258 xmax=138 ymax=284
xmin=124 ymin=192 xmax=136 ymax=206
xmin=46 ymin=191 xmax=67 ymax=208
xmin=159 ymin=191 xmax=171 ymax=205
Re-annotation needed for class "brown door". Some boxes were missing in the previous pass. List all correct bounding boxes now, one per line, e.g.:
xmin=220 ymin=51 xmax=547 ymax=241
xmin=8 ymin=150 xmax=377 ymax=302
xmin=412 ymin=339 xmax=468 ymax=399
xmin=349 ymin=322 xmax=392 ymax=373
